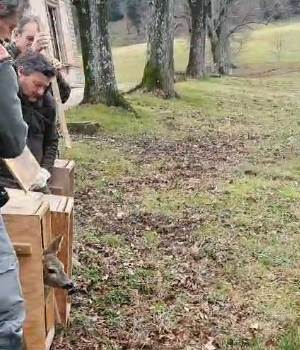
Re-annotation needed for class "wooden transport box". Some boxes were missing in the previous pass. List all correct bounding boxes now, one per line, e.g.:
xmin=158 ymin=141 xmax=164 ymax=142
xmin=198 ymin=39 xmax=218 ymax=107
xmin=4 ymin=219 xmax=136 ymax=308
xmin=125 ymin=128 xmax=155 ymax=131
xmin=1 ymin=189 xmax=55 ymax=350
xmin=44 ymin=193 xmax=74 ymax=324
xmin=48 ymin=159 xmax=75 ymax=197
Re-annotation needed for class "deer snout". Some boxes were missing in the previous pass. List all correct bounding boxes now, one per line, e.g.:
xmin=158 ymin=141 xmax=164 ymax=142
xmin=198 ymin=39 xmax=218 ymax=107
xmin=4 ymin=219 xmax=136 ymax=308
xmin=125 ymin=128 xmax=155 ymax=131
xmin=62 ymin=281 xmax=77 ymax=295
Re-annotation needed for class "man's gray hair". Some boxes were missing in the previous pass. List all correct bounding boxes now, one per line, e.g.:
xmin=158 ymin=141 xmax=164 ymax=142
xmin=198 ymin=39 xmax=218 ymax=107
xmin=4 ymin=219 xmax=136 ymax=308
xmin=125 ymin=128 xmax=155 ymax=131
xmin=0 ymin=0 xmax=29 ymax=18
xmin=16 ymin=50 xmax=56 ymax=78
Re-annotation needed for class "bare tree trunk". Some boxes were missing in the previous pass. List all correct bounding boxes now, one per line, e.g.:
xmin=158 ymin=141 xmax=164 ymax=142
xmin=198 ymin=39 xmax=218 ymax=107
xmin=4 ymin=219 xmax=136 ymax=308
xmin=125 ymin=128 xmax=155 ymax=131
xmin=140 ymin=0 xmax=176 ymax=98
xmin=186 ymin=0 xmax=207 ymax=78
xmin=207 ymin=0 xmax=232 ymax=75
xmin=218 ymin=21 xmax=231 ymax=75
xmin=208 ymin=22 xmax=231 ymax=75
xmin=73 ymin=0 xmax=135 ymax=112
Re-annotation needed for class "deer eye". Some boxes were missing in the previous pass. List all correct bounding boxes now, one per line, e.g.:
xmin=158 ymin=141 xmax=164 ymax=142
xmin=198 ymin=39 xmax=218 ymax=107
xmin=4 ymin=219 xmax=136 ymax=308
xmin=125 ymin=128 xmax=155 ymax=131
xmin=47 ymin=268 xmax=56 ymax=274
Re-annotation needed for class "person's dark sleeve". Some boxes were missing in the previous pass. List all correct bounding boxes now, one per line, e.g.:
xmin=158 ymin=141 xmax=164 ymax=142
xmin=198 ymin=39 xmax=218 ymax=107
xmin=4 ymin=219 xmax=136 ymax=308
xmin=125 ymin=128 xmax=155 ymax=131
xmin=3 ymin=42 xmax=18 ymax=60
xmin=0 ymin=60 xmax=28 ymax=159
xmin=56 ymin=70 xmax=71 ymax=104
xmin=40 ymin=95 xmax=58 ymax=174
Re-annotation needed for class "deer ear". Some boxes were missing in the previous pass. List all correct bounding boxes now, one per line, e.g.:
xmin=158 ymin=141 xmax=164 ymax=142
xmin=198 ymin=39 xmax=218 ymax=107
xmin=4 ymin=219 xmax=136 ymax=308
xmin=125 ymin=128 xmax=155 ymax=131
xmin=43 ymin=234 xmax=64 ymax=255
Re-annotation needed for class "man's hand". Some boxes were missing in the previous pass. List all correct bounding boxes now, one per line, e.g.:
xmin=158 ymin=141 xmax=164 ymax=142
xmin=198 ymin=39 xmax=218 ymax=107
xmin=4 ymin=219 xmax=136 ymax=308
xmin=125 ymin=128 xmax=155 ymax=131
xmin=31 ymin=33 xmax=51 ymax=53
xmin=52 ymin=58 xmax=63 ymax=71
xmin=30 ymin=168 xmax=51 ymax=191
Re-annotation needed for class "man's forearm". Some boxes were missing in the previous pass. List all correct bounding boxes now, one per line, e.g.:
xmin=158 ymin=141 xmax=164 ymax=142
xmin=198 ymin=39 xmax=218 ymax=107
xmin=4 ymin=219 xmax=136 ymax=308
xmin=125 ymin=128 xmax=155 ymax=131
xmin=56 ymin=71 xmax=71 ymax=104
xmin=0 ymin=59 xmax=28 ymax=159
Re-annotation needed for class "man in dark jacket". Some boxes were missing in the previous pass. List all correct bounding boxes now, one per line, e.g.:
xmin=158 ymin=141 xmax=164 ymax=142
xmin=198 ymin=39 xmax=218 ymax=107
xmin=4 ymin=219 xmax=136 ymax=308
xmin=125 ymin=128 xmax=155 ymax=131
xmin=0 ymin=50 xmax=58 ymax=194
xmin=5 ymin=15 xmax=71 ymax=159
xmin=0 ymin=1 xmax=29 ymax=349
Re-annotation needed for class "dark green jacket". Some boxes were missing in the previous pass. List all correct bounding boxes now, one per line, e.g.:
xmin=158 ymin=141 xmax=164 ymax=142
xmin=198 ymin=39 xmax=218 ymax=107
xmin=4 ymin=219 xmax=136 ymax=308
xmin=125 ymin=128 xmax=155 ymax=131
xmin=0 ymin=88 xmax=58 ymax=189
xmin=0 ymin=43 xmax=28 ymax=159
xmin=4 ymin=42 xmax=71 ymax=104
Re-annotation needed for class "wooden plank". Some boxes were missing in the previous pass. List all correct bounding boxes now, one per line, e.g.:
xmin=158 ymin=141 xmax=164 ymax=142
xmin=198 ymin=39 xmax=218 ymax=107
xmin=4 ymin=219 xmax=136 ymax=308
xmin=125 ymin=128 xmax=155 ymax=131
xmin=37 ymin=18 xmax=71 ymax=149
xmin=48 ymin=185 xmax=63 ymax=196
xmin=44 ymin=194 xmax=74 ymax=324
xmin=13 ymin=243 xmax=32 ymax=256
xmin=41 ymin=205 xmax=55 ymax=348
xmin=45 ymin=326 xmax=55 ymax=350
xmin=2 ymin=189 xmax=44 ymax=215
xmin=45 ymin=290 xmax=55 ymax=343
xmin=57 ymin=196 xmax=68 ymax=212
xmin=67 ymin=160 xmax=75 ymax=197
xmin=48 ymin=159 xmax=75 ymax=197
xmin=54 ymin=296 xmax=62 ymax=324
xmin=66 ymin=198 xmax=74 ymax=323
xmin=54 ymin=159 xmax=69 ymax=167
xmin=51 ymin=79 xmax=72 ymax=148
xmin=3 ymin=146 xmax=41 ymax=193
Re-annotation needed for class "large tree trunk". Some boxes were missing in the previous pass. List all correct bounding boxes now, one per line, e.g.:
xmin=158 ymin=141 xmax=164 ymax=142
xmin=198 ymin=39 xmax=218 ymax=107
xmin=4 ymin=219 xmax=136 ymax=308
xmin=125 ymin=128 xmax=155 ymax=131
xmin=186 ymin=0 xmax=207 ymax=78
xmin=207 ymin=22 xmax=231 ymax=75
xmin=207 ymin=0 xmax=232 ymax=75
xmin=140 ymin=0 xmax=176 ymax=98
xmin=217 ymin=21 xmax=231 ymax=75
xmin=73 ymin=0 xmax=135 ymax=111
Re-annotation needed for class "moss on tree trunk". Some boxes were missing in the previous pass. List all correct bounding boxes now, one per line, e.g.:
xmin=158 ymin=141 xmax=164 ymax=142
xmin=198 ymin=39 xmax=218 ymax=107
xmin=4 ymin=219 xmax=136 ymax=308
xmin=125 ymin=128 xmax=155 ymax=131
xmin=138 ymin=0 xmax=176 ymax=98
xmin=141 ymin=62 xmax=162 ymax=91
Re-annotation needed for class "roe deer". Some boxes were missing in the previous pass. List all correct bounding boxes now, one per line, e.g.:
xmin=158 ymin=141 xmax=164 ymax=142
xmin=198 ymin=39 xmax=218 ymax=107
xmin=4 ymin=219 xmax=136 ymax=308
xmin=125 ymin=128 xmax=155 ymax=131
xmin=43 ymin=234 xmax=76 ymax=299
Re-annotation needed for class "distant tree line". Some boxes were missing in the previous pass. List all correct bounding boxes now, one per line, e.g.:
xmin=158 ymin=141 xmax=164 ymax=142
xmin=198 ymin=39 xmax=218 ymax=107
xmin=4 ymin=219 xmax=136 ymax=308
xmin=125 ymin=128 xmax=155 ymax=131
xmin=71 ymin=0 xmax=300 ymax=113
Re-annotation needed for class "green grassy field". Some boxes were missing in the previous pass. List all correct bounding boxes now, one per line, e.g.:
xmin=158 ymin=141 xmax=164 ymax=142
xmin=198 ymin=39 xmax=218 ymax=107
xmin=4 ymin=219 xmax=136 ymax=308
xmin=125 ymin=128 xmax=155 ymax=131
xmin=112 ymin=20 xmax=300 ymax=85
xmin=53 ymin=21 xmax=300 ymax=350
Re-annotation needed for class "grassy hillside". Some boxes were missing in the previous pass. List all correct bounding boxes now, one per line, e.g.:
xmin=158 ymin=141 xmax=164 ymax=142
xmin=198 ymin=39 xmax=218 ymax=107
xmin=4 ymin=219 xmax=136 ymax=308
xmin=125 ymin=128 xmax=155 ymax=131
xmin=112 ymin=20 xmax=300 ymax=85
xmin=237 ymin=21 xmax=300 ymax=66
xmin=53 ymin=21 xmax=300 ymax=350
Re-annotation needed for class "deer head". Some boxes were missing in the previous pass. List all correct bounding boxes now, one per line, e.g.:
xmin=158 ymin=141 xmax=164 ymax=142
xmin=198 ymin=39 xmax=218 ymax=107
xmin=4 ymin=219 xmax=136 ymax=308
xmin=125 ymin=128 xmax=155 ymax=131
xmin=43 ymin=234 xmax=76 ymax=295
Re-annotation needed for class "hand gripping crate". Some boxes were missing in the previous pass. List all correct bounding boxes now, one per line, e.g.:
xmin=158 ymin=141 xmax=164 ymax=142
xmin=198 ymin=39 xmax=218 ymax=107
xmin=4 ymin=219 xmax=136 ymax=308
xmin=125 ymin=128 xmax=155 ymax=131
xmin=1 ymin=189 xmax=55 ymax=350
xmin=48 ymin=159 xmax=75 ymax=197
xmin=43 ymin=193 xmax=74 ymax=325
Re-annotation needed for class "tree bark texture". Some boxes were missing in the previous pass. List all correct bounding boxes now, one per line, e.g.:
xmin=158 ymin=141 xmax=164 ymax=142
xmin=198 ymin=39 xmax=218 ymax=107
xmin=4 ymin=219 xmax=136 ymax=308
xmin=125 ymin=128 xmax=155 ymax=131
xmin=207 ymin=0 xmax=232 ymax=75
xmin=141 ymin=0 xmax=176 ymax=98
xmin=186 ymin=0 xmax=207 ymax=78
xmin=73 ymin=0 xmax=132 ymax=108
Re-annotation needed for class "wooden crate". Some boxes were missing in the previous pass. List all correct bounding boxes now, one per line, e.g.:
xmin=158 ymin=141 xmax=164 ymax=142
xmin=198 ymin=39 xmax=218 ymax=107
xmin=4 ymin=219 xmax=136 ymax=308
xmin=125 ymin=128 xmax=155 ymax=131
xmin=1 ymin=189 xmax=55 ymax=350
xmin=48 ymin=159 xmax=75 ymax=197
xmin=44 ymin=193 xmax=74 ymax=324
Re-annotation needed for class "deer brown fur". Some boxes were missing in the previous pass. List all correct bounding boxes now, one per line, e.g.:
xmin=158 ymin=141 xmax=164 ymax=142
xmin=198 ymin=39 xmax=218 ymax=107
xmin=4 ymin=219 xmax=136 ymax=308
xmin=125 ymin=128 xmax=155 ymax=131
xmin=43 ymin=234 xmax=76 ymax=299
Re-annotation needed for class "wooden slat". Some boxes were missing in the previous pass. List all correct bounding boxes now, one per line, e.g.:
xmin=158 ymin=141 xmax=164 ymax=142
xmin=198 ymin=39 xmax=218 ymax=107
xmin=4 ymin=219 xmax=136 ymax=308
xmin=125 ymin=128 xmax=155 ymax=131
xmin=48 ymin=159 xmax=75 ymax=197
xmin=54 ymin=159 xmax=69 ymax=167
xmin=38 ymin=17 xmax=71 ymax=148
xmin=48 ymin=185 xmax=63 ymax=196
xmin=44 ymin=194 xmax=74 ymax=324
xmin=57 ymin=196 xmax=68 ymax=212
xmin=13 ymin=243 xmax=32 ymax=256
xmin=2 ymin=189 xmax=44 ymax=215
xmin=45 ymin=326 xmax=55 ymax=350
xmin=54 ymin=296 xmax=62 ymax=324
xmin=51 ymin=78 xmax=72 ymax=148
xmin=3 ymin=146 xmax=41 ymax=193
